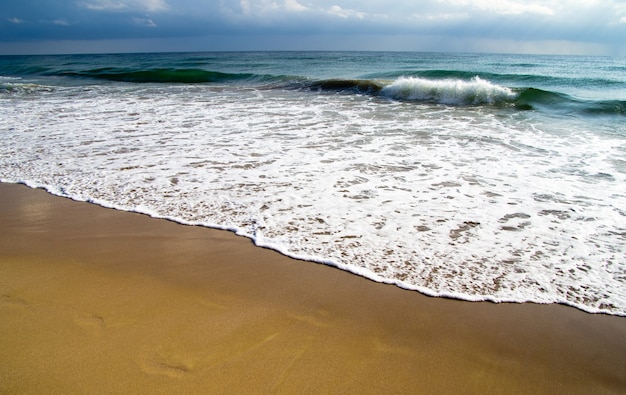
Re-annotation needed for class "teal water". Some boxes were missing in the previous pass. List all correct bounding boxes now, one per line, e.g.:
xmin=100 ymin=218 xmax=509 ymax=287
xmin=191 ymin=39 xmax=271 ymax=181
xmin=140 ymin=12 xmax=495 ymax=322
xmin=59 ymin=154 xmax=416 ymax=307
xmin=1 ymin=52 xmax=625 ymax=314
xmin=2 ymin=51 xmax=625 ymax=109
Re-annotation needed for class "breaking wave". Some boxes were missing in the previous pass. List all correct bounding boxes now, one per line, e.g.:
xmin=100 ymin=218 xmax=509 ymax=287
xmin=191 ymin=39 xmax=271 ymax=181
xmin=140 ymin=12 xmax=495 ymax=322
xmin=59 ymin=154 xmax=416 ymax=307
xmin=380 ymin=76 xmax=516 ymax=105
xmin=305 ymin=77 xmax=626 ymax=114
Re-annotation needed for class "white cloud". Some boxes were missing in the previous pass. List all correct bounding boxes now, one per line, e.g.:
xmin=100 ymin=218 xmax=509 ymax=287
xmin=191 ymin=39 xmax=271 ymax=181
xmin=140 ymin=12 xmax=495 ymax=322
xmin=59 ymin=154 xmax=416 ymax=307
xmin=285 ymin=0 xmax=308 ymax=12
xmin=80 ymin=0 xmax=169 ymax=12
xmin=411 ymin=12 xmax=468 ymax=22
xmin=438 ymin=0 xmax=554 ymax=16
xmin=616 ymin=1 xmax=626 ymax=24
xmin=219 ymin=0 xmax=313 ymax=22
xmin=133 ymin=17 xmax=157 ymax=26
xmin=326 ymin=5 xmax=366 ymax=19
xmin=238 ymin=0 xmax=251 ymax=15
xmin=8 ymin=17 xmax=24 ymax=24
xmin=53 ymin=19 xmax=70 ymax=26
xmin=140 ymin=0 xmax=169 ymax=12
xmin=80 ymin=0 xmax=128 ymax=11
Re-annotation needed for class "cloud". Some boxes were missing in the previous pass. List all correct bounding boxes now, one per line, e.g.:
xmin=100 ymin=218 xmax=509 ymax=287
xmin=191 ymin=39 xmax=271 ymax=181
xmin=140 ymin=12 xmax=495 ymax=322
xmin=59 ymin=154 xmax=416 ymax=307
xmin=326 ymin=5 xmax=366 ymax=19
xmin=617 ymin=2 xmax=626 ymax=24
xmin=0 ymin=0 xmax=625 ymax=55
xmin=438 ymin=0 xmax=554 ymax=16
xmin=220 ymin=0 xmax=309 ymax=19
xmin=285 ymin=0 xmax=308 ymax=12
xmin=412 ymin=12 xmax=468 ymax=22
xmin=79 ymin=0 xmax=169 ymax=12
xmin=140 ymin=0 xmax=170 ymax=12
xmin=133 ymin=17 xmax=157 ymax=27
xmin=80 ymin=0 xmax=128 ymax=11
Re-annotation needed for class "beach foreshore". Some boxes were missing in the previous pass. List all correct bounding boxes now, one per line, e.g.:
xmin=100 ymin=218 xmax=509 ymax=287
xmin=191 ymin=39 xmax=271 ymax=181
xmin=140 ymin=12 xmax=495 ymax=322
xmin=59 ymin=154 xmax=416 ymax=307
xmin=1 ymin=182 xmax=625 ymax=394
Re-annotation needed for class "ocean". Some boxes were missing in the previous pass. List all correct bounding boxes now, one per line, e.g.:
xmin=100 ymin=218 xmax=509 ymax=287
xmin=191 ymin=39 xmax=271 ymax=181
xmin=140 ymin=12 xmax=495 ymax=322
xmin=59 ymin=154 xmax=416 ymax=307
xmin=1 ymin=51 xmax=624 ymax=315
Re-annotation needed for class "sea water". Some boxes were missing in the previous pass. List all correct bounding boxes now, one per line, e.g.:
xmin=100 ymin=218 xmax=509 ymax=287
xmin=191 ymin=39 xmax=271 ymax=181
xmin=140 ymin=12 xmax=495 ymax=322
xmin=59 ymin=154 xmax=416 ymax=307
xmin=1 ymin=51 xmax=624 ymax=315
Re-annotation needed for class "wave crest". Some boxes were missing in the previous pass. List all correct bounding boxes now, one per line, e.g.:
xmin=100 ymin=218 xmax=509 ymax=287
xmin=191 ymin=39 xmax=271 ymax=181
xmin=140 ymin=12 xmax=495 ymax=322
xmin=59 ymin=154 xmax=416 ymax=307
xmin=515 ymin=87 xmax=626 ymax=115
xmin=381 ymin=76 xmax=517 ymax=105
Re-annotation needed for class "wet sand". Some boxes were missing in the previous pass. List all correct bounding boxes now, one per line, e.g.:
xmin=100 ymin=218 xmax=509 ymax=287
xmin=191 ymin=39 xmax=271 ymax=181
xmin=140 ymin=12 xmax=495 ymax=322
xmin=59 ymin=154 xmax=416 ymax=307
xmin=1 ymin=182 xmax=625 ymax=394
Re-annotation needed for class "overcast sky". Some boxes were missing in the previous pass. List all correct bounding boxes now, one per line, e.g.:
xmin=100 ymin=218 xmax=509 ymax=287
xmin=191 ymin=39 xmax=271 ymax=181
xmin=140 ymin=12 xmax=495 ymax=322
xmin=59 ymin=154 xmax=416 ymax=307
xmin=1 ymin=0 xmax=625 ymax=55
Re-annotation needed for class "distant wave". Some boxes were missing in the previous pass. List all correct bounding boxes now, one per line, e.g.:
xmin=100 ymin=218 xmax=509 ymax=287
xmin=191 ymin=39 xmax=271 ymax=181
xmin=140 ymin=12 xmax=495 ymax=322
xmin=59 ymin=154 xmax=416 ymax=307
xmin=0 ymin=62 xmax=296 ymax=85
xmin=56 ymin=68 xmax=272 ymax=84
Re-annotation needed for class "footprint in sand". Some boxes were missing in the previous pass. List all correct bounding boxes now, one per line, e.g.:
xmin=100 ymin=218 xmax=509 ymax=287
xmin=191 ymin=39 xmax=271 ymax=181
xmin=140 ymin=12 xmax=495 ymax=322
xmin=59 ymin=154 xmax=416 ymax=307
xmin=139 ymin=348 xmax=194 ymax=378
xmin=0 ymin=291 xmax=28 ymax=309
xmin=73 ymin=314 xmax=106 ymax=335
xmin=289 ymin=308 xmax=333 ymax=328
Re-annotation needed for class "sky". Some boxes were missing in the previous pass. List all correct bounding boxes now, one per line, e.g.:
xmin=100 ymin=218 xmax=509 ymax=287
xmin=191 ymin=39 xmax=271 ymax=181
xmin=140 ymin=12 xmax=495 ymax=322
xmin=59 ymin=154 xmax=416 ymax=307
xmin=1 ymin=0 xmax=625 ymax=55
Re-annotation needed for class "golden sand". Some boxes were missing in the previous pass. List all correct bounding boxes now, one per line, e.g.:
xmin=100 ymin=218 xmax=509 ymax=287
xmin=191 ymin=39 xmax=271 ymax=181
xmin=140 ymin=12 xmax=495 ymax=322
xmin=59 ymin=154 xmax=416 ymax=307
xmin=1 ymin=182 xmax=625 ymax=393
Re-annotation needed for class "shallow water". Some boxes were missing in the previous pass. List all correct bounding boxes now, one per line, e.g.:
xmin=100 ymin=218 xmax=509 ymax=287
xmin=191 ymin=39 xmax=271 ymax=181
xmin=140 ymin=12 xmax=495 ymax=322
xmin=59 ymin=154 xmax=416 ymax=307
xmin=1 ymin=51 xmax=625 ymax=314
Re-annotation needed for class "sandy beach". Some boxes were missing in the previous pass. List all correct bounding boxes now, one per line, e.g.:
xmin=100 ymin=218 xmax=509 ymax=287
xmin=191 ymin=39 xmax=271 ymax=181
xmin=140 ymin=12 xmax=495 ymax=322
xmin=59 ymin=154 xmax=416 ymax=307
xmin=1 ymin=182 xmax=625 ymax=394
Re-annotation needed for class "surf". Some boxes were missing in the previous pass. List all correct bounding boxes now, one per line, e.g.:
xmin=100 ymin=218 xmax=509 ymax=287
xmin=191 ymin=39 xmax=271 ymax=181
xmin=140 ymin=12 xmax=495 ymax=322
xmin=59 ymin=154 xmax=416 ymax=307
xmin=2 ymin=51 xmax=625 ymax=316
xmin=380 ymin=76 xmax=517 ymax=105
xmin=0 ymin=81 xmax=55 ymax=94
xmin=308 ymin=76 xmax=626 ymax=116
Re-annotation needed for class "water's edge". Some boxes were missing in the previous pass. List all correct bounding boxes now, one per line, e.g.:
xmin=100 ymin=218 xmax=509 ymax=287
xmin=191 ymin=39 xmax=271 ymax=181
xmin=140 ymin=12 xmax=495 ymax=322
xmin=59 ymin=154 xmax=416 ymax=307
xmin=6 ymin=179 xmax=622 ymax=317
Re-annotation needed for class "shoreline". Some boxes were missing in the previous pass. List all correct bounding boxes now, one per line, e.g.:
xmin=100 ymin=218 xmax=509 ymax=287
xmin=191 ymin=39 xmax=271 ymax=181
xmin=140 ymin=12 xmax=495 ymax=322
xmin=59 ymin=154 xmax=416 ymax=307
xmin=1 ymin=182 xmax=625 ymax=393
xmin=9 ymin=181 xmax=620 ymax=317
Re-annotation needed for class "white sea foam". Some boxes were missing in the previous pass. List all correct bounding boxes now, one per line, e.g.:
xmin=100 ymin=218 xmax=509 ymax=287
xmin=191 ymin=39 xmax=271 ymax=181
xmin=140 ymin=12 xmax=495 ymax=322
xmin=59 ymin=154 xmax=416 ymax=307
xmin=381 ymin=76 xmax=517 ymax=105
xmin=0 ymin=81 xmax=54 ymax=94
xmin=1 ymin=82 xmax=625 ymax=315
